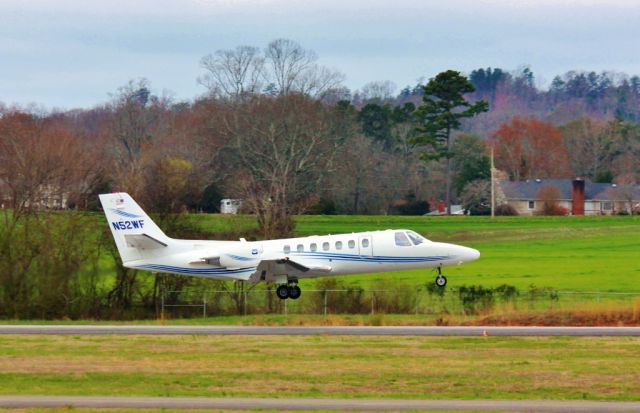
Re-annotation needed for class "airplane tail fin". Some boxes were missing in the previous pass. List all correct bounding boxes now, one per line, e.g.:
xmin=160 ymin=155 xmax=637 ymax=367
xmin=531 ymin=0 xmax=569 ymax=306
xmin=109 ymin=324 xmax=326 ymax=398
xmin=99 ymin=193 xmax=172 ymax=264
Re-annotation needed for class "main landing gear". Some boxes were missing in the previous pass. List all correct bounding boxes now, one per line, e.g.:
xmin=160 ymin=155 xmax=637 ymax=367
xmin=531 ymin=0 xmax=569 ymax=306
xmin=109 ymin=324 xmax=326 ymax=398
xmin=435 ymin=267 xmax=447 ymax=287
xmin=276 ymin=281 xmax=301 ymax=300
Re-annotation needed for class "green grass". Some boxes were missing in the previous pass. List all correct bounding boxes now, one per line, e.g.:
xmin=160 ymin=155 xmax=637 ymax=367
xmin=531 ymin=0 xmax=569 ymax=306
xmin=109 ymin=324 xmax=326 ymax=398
xmin=193 ymin=214 xmax=640 ymax=292
xmin=0 ymin=334 xmax=638 ymax=401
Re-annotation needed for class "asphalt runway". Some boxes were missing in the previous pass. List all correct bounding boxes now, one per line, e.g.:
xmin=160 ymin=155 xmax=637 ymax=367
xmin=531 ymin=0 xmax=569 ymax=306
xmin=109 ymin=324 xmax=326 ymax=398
xmin=0 ymin=396 xmax=638 ymax=412
xmin=1 ymin=325 xmax=639 ymax=335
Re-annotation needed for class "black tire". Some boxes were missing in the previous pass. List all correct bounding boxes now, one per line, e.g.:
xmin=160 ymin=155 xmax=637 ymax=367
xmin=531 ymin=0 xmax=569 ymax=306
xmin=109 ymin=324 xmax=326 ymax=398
xmin=276 ymin=284 xmax=289 ymax=299
xmin=288 ymin=285 xmax=302 ymax=300
xmin=436 ymin=275 xmax=447 ymax=287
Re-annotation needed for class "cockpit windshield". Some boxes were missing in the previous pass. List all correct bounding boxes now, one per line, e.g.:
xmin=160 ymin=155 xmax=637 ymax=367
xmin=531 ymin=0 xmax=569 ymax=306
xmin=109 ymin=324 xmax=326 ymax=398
xmin=406 ymin=231 xmax=428 ymax=245
xmin=394 ymin=231 xmax=412 ymax=246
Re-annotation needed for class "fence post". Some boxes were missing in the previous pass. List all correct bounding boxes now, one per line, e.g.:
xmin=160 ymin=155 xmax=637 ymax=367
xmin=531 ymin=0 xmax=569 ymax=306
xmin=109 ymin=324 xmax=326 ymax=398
xmin=371 ymin=293 xmax=375 ymax=315
xmin=244 ymin=291 xmax=248 ymax=316
xmin=323 ymin=290 xmax=328 ymax=317
xmin=415 ymin=289 xmax=420 ymax=315
xmin=160 ymin=287 xmax=165 ymax=320
xmin=284 ymin=296 xmax=288 ymax=316
xmin=203 ymin=294 xmax=207 ymax=318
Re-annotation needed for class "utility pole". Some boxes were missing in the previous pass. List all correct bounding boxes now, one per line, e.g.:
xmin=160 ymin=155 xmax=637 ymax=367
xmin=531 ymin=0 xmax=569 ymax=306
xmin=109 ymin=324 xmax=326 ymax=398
xmin=491 ymin=145 xmax=495 ymax=219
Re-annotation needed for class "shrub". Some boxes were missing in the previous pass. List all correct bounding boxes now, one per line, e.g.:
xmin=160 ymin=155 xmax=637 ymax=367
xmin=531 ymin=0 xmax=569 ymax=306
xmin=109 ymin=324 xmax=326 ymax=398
xmin=311 ymin=278 xmax=368 ymax=314
xmin=495 ymin=284 xmax=519 ymax=301
xmin=535 ymin=185 xmax=567 ymax=215
xmin=394 ymin=191 xmax=430 ymax=216
xmin=495 ymin=204 xmax=519 ymax=216
xmin=458 ymin=285 xmax=495 ymax=315
xmin=370 ymin=280 xmax=417 ymax=313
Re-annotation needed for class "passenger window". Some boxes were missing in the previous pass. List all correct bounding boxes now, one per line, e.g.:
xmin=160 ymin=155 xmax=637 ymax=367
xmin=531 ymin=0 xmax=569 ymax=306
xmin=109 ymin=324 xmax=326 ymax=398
xmin=323 ymin=242 xmax=330 ymax=251
xmin=406 ymin=231 xmax=424 ymax=245
xmin=297 ymin=244 xmax=304 ymax=252
xmin=348 ymin=240 xmax=355 ymax=249
xmin=310 ymin=243 xmax=317 ymax=252
xmin=394 ymin=232 xmax=411 ymax=246
xmin=362 ymin=238 xmax=370 ymax=248
xmin=284 ymin=245 xmax=291 ymax=254
xmin=335 ymin=241 xmax=343 ymax=250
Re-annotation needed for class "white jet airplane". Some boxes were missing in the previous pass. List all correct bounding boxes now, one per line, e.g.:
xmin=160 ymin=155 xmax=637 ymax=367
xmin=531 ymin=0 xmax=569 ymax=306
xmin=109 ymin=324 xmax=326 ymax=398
xmin=100 ymin=193 xmax=480 ymax=300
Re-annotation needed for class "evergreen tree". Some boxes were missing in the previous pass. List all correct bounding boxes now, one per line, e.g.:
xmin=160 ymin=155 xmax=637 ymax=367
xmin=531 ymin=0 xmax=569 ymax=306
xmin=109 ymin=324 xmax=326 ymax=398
xmin=411 ymin=70 xmax=488 ymax=214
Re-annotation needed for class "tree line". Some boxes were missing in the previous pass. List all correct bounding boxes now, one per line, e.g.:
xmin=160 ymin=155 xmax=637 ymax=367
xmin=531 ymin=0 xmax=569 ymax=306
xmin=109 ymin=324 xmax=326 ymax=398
xmin=0 ymin=38 xmax=639 ymax=318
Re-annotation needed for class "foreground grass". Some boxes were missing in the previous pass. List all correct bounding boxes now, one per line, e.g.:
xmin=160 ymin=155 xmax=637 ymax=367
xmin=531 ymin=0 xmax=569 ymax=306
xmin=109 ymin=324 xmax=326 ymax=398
xmin=0 ymin=335 xmax=638 ymax=401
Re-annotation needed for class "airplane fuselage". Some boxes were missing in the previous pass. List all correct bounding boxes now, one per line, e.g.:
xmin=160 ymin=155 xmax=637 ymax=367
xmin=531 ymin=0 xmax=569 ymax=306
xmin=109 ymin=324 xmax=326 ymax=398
xmin=100 ymin=193 xmax=480 ymax=299
xmin=129 ymin=229 xmax=480 ymax=283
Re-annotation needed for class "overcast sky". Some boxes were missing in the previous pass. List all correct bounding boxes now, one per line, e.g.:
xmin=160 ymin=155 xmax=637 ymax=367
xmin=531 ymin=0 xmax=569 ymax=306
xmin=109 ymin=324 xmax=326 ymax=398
xmin=1 ymin=0 xmax=639 ymax=110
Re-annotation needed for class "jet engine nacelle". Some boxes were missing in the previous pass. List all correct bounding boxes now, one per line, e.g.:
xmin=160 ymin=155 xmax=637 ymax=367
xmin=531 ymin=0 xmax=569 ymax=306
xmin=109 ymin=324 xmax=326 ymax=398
xmin=219 ymin=245 xmax=261 ymax=269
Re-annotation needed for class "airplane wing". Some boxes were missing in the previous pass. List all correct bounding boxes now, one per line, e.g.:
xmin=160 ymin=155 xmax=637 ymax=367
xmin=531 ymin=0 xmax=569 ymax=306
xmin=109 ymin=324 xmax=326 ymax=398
xmin=248 ymin=256 xmax=332 ymax=282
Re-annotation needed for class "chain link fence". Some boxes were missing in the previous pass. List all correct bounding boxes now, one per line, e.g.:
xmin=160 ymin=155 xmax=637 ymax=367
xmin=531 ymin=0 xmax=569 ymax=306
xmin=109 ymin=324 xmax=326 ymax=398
xmin=160 ymin=287 xmax=640 ymax=318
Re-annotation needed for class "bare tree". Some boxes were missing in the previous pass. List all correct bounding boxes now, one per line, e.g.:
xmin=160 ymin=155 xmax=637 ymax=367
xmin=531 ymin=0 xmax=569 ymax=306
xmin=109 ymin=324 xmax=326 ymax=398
xmin=358 ymin=80 xmax=397 ymax=102
xmin=222 ymin=94 xmax=345 ymax=237
xmin=199 ymin=46 xmax=265 ymax=100
xmin=561 ymin=118 xmax=615 ymax=179
xmin=295 ymin=64 xmax=346 ymax=98
xmin=105 ymin=79 xmax=172 ymax=199
xmin=264 ymin=38 xmax=317 ymax=96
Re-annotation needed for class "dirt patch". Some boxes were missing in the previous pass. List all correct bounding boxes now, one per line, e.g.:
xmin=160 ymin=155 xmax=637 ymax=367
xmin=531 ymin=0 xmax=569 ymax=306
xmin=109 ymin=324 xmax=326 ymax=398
xmin=470 ymin=308 xmax=640 ymax=326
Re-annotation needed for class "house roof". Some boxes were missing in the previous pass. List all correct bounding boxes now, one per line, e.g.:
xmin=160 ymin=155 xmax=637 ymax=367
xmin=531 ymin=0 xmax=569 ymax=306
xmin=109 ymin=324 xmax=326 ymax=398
xmin=500 ymin=179 xmax=640 ymax=201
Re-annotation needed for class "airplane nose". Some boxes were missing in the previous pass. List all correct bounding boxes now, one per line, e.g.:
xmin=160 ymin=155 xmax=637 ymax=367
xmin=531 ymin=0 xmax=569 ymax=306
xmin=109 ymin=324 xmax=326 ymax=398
xmin=456 ymin=246 xmax=480 ymax=263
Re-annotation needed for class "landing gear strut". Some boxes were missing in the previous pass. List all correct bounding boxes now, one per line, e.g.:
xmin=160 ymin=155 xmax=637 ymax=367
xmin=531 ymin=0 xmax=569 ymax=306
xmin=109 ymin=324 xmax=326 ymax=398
xmin=276 ymin=280 xmax=301 ymax=300
xmin=435 ymin=267 xmax=447 ymax=287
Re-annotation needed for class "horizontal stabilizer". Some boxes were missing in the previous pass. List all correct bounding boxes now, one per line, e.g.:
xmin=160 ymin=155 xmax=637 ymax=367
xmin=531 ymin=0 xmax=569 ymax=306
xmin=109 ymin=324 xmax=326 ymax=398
xmin=124 ymin=233 xmax=168 ymax=250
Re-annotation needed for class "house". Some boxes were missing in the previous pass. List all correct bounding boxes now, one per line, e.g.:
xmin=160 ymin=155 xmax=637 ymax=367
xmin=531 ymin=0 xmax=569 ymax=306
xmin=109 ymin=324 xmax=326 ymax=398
xmin=220 ymin=198 xmax=243 ymax=214
xmin=0 ymin=181 xmax=70 ymax=210
xmin=498 ymin=178 xmax=640 ymax=215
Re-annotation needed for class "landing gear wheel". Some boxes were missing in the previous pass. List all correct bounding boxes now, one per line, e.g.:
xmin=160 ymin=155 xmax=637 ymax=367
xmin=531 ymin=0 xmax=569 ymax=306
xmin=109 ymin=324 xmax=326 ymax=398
xmin=288 ymin=285 xmax=302 ymax=300
xmin=435 ymin=275 xmax=447 ymax=287
xmin=276 ymin=284 xmax=289 ymax=300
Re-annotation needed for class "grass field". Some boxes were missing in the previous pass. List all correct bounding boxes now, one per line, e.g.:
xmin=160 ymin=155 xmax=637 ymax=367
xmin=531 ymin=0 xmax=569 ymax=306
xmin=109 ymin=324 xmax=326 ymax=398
xmin=191 ymin=214 xmax=640 ymax=292
xmin=0 ymin=334 xmax=638 ymax=401
xmin=87 ymin=213 xmax=640 ymax=292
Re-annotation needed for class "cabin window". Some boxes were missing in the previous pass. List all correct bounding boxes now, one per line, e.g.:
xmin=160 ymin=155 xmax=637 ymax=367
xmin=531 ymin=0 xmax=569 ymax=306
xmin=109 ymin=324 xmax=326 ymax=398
xmin=348 ymin=240 xmax=355 ymax=249
xmin=322 ymin=242 xmax=330 ymax=251
xmin=394 ymin=232 xmax=411 ymax=246
xmin=283 ymin=245 xmax=291 ymax=254
xmin=297 ymin=244 xmax=304 ymax=253
xmin=310 ymin=243 xmax=317 ymax=252
xmin=528 ymin=200 xmax=535 ymax=209
xmin=335 ymin=241 xmax=343 ymax=250
xmin=601 ymin=201 xmax=613 ymax=211
xmin=362 ymin=238 xmax=370 ymax=248
xmin=406 ymin=231 xmax=424 ymax=245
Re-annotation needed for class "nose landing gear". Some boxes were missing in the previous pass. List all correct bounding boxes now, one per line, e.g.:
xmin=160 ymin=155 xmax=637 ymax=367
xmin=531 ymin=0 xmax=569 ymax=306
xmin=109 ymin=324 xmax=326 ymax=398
xmin=435 ymin=267 xmax=447 ymax=287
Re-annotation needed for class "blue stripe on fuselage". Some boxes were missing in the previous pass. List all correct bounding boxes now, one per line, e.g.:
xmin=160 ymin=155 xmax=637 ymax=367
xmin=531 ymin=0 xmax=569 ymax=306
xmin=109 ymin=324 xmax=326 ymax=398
xmin=292 ymin=251 xmax=449 ymax=263
xmin=136 ymin=264 xmax=255 ymax=276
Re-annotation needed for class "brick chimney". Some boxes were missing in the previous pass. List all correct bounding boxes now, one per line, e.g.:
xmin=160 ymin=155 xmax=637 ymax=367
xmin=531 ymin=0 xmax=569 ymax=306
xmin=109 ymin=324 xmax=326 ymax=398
xmin=572 ymin=178 xmax=585 ymax=215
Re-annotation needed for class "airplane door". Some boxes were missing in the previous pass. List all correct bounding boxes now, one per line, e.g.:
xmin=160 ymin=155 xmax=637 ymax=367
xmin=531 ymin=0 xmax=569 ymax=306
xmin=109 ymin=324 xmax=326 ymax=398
xmin=358 ymin=235 xmax=372 ymax=256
